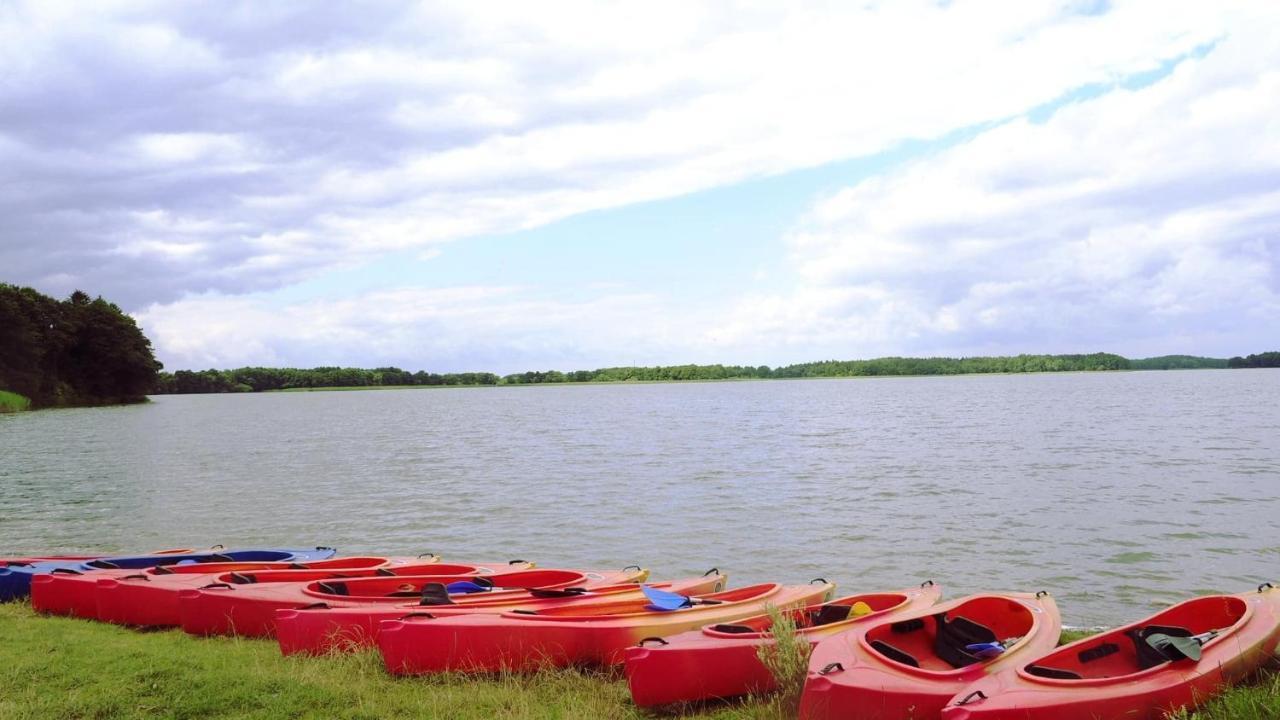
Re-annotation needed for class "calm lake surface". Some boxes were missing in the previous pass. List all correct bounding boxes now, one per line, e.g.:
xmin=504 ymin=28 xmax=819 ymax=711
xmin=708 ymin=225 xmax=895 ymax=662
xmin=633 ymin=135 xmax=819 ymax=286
xmin=2 ymin=370 xmax=1277 ymax=626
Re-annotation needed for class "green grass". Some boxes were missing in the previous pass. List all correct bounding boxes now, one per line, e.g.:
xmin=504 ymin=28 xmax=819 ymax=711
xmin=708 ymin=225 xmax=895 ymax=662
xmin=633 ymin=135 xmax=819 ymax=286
xmin=0 ymin=603 xmax=779 ymax=720
xmin=0 ymin=390 xmax=31 ymax=413
xmin=0 ymin=604 xmax=1275 ymax=719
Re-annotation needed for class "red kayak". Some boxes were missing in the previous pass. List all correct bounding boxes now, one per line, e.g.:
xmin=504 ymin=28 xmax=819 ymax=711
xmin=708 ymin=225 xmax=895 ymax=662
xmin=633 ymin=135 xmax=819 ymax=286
xmin=378 ymin=581 xmax=836 ymax=674
xmin=625 ymin=581 xmax=943 ymax=707
xmin=800 ymin=591 xmax=1061 ymax=720
xmin=180 ymin=566 xmax=643 ymax=638
xmin=31 ymin=555 xmax=436 ymax=620
xmin=276 ymin=571 xmax=726 ymax=656
xmin=941 ymin=584 xmax=1280 ymax=720
xmin=93 ymin=556 xmax=451 ymax=627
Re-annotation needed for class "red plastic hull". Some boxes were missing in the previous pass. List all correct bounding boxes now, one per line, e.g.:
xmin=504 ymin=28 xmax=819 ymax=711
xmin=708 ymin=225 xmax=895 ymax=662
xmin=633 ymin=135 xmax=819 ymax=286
xmin=93 ymin=557 xmax=436 ymax=627
xmin=275 ymin=574 xmax=726 ymax=656
xmin=799 ymin=592 xmax=1061 ymax=720
xmin=30 ymin=556 xmax=420 ymax=621
xmin=624 ymin=583 xmax=942 ymax=707
xmin=378 ymin=582 xmax=835 ymax=674
xmin=941 ymin=586 xmax=1280 ymax=720
xmin=180 ymin=567 xmax=642 ymax=638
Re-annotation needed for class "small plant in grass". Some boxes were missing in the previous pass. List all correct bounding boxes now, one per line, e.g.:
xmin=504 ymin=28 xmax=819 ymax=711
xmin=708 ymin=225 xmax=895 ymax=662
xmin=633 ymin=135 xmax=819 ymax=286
xmin=756 ymin=603 xmax=811 ymax=712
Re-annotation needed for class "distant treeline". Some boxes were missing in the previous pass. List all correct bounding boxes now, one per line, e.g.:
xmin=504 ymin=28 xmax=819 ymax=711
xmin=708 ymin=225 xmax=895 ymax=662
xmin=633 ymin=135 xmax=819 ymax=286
xmin=1128 ymin=355 xmax=1229 ymax=370
xmin=152 ymin=351 xmax=1270 ymax=395
xmin=1226 ymin=352 xmax=1280 ymax=368
xmin=157 ymin=367 xmax=501 ymax=394
xmin=0 ymin=284 xmax=161 ymax=409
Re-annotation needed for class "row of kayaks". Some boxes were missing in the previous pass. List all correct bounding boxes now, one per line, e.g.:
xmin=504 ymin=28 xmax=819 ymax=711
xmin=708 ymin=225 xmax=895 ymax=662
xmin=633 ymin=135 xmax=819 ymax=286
xmin=4 ymin=547 xmax=1279 ymax=719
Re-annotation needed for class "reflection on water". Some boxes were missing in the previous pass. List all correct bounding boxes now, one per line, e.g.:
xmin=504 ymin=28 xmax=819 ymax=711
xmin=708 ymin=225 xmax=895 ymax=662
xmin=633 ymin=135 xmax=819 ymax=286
xmin=2 ymin=369 xmax=1277 ymax=626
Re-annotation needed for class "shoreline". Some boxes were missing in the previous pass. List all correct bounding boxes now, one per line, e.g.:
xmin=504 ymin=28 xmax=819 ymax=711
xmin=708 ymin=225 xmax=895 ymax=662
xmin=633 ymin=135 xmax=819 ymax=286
xmin=0 ymin=603 xmax=1273 ymax=719
xmin=253 ymin=366 xmax=1236 ymax=394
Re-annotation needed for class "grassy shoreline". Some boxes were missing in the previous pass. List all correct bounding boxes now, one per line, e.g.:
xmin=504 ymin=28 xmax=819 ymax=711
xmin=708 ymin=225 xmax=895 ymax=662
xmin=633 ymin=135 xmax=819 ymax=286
xmin=1 ymin=604 xmax=1274 ymax=719
xmin=0 ymin=390 xmax=31 ymax=413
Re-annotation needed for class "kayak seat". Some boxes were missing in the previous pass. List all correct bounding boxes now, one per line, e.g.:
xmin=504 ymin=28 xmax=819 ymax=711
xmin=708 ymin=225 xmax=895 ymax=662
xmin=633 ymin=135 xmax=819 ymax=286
xmin=1078 ymin=642 xmax=1120 ymax=663
xmin=316 ymin=581 xmax=349 ymax=596
xmin=891 ymin=618 xmax=926 ymax=634
xmin=811 ymin=605 xmax=852 ymax=627
xmin=419 ymin=583 xmax=455 ymax=606
xmin=871 ymin=639 xmax=920 ymax=668
xmin=1128 ymin=625 xmax=1192 ymax=670
xmin=712 ymin=623 xmax=756 ymax=634
xmin=934 ymin=614 xmax=996 ymax=669
xmin=1026 ymin=664 xmax=1083 ymax=680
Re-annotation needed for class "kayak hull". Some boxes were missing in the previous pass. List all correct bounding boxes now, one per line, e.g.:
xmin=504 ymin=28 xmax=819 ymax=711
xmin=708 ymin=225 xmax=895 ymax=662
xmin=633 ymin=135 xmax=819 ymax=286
xmin=941 ymin=586 xmax=1280 ymax=720
xmin=178 ymin=567 xmax=636 ymax=638
xmin=275 ymin=573 xmax=724 ymax=656
xmin=28 ymin=548 xmax=338 ymax=617
xmin=800 ymin=592 xmax=1061 ymax=720
xmin=93 ymin=557 xmax=430 ymax=627
xmin=378 ymin=582 xmax=835 ymax=674
xmin=624 ymin=583 xmax=942 ymax=707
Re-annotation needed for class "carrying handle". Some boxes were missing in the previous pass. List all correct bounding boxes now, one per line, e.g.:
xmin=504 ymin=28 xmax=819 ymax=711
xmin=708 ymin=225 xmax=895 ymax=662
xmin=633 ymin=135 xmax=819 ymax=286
xmin=299 ymin=602 xmax=330 ymax=610
xmin=818 ymin=662 xmax=844 ymax=675
xmin=956 ymin=690 xmax=988 ymax=706
xmin=810 ymin=577 xmax=828 ymax=585
xmin=921 ymin=579 xmax=935 ymax=587
xmin=1036 ymin=590 xmax=1050 ymax=599
xmin=638 ymin=637 xmax=669 ymax=647
xmin=417 ymin=553 xmax=439 ymax=560
xmin=1260 ymin=582 xmax=1274 ymax=593
xmin=703 ymin=567 xmax=720 ymax=577
xmin=622 ymin=565 xmax=642 ymax=572
xmin=400 ymin=612 xmax=435 ymax=620
xmin=200 ymin=582 xmax=233 ymax=590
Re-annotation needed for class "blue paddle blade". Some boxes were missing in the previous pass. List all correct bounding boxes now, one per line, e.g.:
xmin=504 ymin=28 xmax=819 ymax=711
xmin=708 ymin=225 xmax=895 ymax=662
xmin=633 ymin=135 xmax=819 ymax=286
xmin=445 ymin=580 xmax=491 ymax=594
xmin=640 ymin=584 xmax=692 ymax=611
xmin=965 ymin=641 xmax=1006 ymax=658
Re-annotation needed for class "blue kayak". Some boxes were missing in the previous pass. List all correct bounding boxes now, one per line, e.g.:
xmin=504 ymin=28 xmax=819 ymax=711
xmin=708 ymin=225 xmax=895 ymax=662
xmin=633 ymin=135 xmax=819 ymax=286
xmin=0 ymin=547 xmax=336 ymax=602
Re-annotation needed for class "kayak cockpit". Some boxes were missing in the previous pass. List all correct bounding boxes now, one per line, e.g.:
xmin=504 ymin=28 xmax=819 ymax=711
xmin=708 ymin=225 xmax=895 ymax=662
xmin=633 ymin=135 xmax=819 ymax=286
xmin=1020 ymin=595 xmax=1248 ymax=681
xmin=707 ymin=592 xmax=911 ymax=636
xmin=864 ymin=595 xmax=1037 ymax=673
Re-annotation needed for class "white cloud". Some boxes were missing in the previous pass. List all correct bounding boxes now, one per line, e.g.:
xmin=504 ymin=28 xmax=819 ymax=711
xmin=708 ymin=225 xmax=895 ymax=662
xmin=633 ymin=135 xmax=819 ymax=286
xmin=1 ymin=0 xmax=1257 ymax=307
xmin=134 ymin=286 xmax=708 ymax=372
xmin=711 ymin=19 xmax=1280 ymax=359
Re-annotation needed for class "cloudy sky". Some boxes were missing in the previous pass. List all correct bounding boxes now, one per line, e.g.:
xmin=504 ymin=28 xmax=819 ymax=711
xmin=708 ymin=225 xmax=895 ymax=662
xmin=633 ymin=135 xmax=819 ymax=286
xmin=2 ymin=1 xmax=1277 ymax=372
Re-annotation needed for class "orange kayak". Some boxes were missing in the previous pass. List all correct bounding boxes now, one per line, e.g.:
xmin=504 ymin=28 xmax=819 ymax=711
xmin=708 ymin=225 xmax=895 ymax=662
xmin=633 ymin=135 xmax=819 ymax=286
xmin=378 ymin=581 xmax=836 ymax=674
xmin=942 ymin=584 xmax=1280 ymax=720
xmin=178 ymin=566 xmax=643 ymax=638
xmin=93 ymin=556 xmax=443 ymax=626
xmin=276 ymin=571 xmax=726 ymax=656
xmin=625 ymin=581 xmax=942 ymax=707
xmin=800 ymin=591 xmax=1061 ymax=720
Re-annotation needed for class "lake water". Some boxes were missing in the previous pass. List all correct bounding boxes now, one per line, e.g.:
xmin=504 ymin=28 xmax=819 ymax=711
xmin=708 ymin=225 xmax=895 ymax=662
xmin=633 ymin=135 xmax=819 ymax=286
xmin=2 ymin=370 xmax=1277 ymax=626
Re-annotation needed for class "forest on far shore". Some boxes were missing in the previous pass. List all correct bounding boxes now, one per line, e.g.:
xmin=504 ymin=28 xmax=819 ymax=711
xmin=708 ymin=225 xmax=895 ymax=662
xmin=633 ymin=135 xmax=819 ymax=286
xmin=0 ymin=284 xmax=161 ymax=409
xmin=2 ymin=283 xmax=1275 ymax=407
xmin=155 ymin=352 xmax=1267 ymax=395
